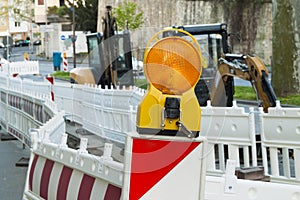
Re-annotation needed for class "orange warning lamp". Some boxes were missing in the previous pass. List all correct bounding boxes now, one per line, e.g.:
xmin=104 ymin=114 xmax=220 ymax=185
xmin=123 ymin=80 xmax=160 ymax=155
xmin=137 ymin=29 xmax=202 ymax=137
xmin=145 ymin=37 xmax=202 ymax=95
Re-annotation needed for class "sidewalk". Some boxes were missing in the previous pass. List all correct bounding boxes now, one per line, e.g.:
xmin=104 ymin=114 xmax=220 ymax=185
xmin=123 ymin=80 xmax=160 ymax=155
xmin=0 ymin=132 xmax=30 ymax=200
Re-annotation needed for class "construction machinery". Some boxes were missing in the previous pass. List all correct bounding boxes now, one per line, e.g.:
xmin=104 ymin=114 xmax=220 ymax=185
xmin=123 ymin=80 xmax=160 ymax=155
xmin=71 ymin=17 xmax=276 ymax=112
xmin=166 ymin=23 xmax=277 ymax=112
xmin=70 ymin=6 xmax=134 ymax=88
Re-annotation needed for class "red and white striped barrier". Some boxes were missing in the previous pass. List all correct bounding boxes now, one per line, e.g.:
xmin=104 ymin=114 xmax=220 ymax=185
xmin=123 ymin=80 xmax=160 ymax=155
xmin=122 ymin=135 xmax=207 ymax=200
xmin=27 ymin=154 xmax=122 ymax=200
xmin=62 ymin=52 xmax=68 ymax=72
xmin=46 ymin=75 xmax=54 ymax=101
xmin=24 ymin=128 xmax=206 ymax=200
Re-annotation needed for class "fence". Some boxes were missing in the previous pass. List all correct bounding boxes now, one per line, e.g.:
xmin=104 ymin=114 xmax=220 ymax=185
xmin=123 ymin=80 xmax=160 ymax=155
xmin=0 ymin=73 xmax=56 ymax=146
xmin=201 ymin=101 xmax=257 ymax=175
xmin=1 ymin=72 xmax=300 ymax=187
xmin=42 ymin=79 xmax=300 ymax=184
xmin=260 ymin=101 xmax=300 ymax=184
xmin=0 ymin=61 xmax=39 ymax=76
xmin=54 ymin=83 xmax=143 ymax=144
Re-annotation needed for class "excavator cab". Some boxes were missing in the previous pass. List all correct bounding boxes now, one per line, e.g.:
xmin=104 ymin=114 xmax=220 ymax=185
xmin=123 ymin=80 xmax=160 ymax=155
xmin=86 ymin=32 xmax=133 ymax=86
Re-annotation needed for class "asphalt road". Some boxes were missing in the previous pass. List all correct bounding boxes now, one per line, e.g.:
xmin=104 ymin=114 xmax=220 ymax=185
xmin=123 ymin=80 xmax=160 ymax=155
xmin=0 ymin=133 xmax=30 ymax=200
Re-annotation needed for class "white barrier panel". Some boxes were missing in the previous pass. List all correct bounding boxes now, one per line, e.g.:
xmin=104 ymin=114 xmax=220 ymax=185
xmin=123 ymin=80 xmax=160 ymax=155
xmin=201 ymin=101 xmax=257 ymax=175
xmin=54 ymin=83 xmax=142 ymax=144
xmin=0 ymin=75 xmax=58 ymax=147
xmin=205 ymin=167 xmax=300 ymax=200
xmin=22 ymin=78 xmax=52 ymax=97
xmin=1 ymin=61 xmax=39 ymax=75
xmin=53 ymin=82 xmax=74 ymax=114
xmin=260 ymin=101 xmax=300 ymax=184
xmin=0 ymin=72 xmax=8 ymax=87
xmin=32 ymin=111 xmax=66 ymax=144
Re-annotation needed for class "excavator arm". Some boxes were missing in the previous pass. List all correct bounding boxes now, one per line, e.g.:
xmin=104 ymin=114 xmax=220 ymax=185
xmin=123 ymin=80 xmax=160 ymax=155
xmin=210 ymin=54 xmax=277 ymax=112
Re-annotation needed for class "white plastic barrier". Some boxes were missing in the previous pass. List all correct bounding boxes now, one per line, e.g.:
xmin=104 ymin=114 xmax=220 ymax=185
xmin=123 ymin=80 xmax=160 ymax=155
xmin=25 ymin=131 xmax=207 ymax=200
xmin=2 ymin=70 xmax=300 ymax=179
xmin=53 ymin=82 xmax=74 ymax=115
xmin=1 ymin=61 xmax=39 ymax=75
xmin=31 ymin=111 xmax=65 ymax=144
xmin=201 ymin=101 xmax=257 ymax=175
xmin=54 ymin=83 xmax=143 ymax=144
xmin=205 ymin=160 xmax=300 ymax=200
xmin=260 ymin=101 xmax=300 ymax=184
xmin=0 ymin=74 xmax=58 ymax=146
xmin=22 ymin=78 xmax=52 ymax=97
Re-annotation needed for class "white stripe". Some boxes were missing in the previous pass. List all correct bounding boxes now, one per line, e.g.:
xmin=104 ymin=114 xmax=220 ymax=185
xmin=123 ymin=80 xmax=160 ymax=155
xmin=48 ymin=162 xmax=63 ymax=200
xmin=141 ymin=144 xmax=204 ymax=200
xmin=32 ymin=156 xmax=46 ymax=195
xmin=90 ymin=179 xmax=108 ymax=200
xmin=66 ymin=170 xmax=83 ymax=200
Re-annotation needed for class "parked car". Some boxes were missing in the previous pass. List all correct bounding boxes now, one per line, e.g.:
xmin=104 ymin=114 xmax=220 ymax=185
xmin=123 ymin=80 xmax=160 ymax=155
xmin=14 ymin=39 xmax=29 ymax=47
xmin=0 ymin=42 xmax=4 ymax=48
xmin=33 ymin=39 xmax=41 ymax=45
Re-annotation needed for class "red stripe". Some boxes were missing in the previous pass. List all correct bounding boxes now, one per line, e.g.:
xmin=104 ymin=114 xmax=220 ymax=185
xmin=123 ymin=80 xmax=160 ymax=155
xmin=29 ymin=155 xmax=39 ymax=191
xmin=129 ymin=138 xmax=200 ymax=200
xmin=77 ymin=174 xmax=95 ymax=200
xmin=56 ymin=166 xmax=73 ymax=200
xmin=104 ymin=184 xmax=122 ymax=200
xmin=40 ymin=159 xmax=55 ymax=199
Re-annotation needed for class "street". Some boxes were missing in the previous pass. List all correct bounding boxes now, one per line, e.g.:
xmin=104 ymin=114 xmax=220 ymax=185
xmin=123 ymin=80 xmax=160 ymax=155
xmin=0 ymin=45 xmax=90 ymax=77
xmin=0 ymin=46 xmax=75 ymax=200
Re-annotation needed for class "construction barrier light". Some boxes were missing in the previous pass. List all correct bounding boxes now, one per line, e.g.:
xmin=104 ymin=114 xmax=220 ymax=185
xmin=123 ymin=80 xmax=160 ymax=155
xmin=137 ymin=29 xmax=203 ymax=137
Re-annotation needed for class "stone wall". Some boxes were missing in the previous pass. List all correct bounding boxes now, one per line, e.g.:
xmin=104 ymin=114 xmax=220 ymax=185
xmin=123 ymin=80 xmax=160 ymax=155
xmin=98 ymin=0 xmax=273 ymax=65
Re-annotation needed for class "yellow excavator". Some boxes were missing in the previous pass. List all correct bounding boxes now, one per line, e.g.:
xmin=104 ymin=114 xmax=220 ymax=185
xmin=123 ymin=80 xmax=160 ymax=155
xmin=167 ymin=23 xmax=277 ymax=113
xmin=70 ymin=6 xmax=134 ymax=88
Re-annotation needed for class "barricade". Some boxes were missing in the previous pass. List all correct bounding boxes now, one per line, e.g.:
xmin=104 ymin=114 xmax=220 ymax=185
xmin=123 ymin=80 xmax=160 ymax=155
xmin=1 ymin=72 xmax=300 ymax=199
xmin=25 ymin=134 xmax=123 ymax=200
xmin=62 ymin=52 xmax=68 ymax=72
xmin=260 ymin=101 xmax=300 ymax=184
xmin=25 ymin=130 xmax=207 ymax=199
xmin=2 ymin=61 xmax=39 ymax=76
xmin=205 ymin=166 xmax=300 ymax=199
xmin=54 ymin=83 xmax=141 ymax=144
xmin=201 ymin=101 xmax=257 ymax=175
xmin=0 ymin=74 xmax=58 ymax=147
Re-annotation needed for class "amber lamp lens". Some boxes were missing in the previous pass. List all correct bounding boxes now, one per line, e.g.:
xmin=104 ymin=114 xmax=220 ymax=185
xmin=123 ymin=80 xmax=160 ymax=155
xmin=145 ymin=37 xmax=201 ymax=94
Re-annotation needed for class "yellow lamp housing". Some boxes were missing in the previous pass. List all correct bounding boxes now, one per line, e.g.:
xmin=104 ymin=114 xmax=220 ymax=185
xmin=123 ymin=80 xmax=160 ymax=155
xmin=137 ymin=29 xmax=202 ymax=137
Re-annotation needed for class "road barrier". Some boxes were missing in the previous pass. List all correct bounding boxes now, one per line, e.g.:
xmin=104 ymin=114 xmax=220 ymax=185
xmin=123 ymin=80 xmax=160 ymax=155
xmin=201 ymin=101 xmax=257 ymax=176
xmin=260 ymin=101 xmax=300 ymax=184
xmin=0 ymin=74 xmax=56 ymax=146
xmin=54 ymin=84 xmax=143 ymax=144
xmin=0 ymin=61 xmax=39 ymax=76
xmin=0 ymin=71 xmax=300 ymax=199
